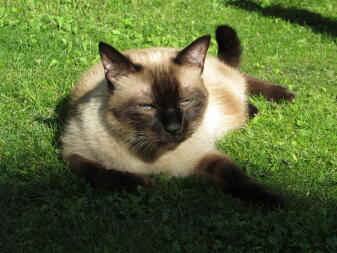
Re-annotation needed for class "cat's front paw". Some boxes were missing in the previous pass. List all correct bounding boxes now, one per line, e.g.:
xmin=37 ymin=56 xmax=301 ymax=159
xmin=268 ymin=85 xmax=295 ymax=103
xmin=143 ymin=177 xmax=156 ymax=188
xmin=135 ymin=174 xmax=156 ymax=188
xmin=248 ymin=102 xmax=259 ymax=119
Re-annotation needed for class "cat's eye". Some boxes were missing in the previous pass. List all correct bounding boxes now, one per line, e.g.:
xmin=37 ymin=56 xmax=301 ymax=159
xmin=180 ymin=98 xmax=193 ymax=106
xmin=138 ymin=104 xmax=156 ymax=111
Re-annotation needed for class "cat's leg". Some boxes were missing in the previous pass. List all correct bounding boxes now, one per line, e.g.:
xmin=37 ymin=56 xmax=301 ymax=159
xmin=245 ymin=74 xmax=295 ymax=102
xmin=248 ymin=102 xmax=259 ymax=118
xmin=66 ymin=154 xmax=155 ymax=190
xmin=215 ymin=25 xmax=295 ymax=103
xmin=196 ymin=153 xmax=284 ymax=208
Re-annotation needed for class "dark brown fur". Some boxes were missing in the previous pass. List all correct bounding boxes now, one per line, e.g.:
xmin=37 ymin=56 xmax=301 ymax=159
xmin=248 ymin=102 xmax=259 ymax=118
xmin=197 ymin=153 xmax=284 ymax=207
xmin=216 ymin=25 xmax=242 ymax=68
xmin=99 ymin=42 xmax=142 ymax=90
xmin=67 ymin=154 xmax=155 ymax=190
xmin=245 ymin=74 xmax=295 ymax=102
xmin=150 ymin=67 xmax=209 ymax=143
xmin=174 ymin=35 xmax=211 ymax=71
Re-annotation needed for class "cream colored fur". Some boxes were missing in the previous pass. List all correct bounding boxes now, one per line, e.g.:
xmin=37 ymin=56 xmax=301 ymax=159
xmin=61 ymin=47 xmax=247 ymax=177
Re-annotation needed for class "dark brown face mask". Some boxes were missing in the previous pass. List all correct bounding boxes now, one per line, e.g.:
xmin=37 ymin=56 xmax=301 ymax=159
xmin=98 ymin=35 xmax=211 ymax=153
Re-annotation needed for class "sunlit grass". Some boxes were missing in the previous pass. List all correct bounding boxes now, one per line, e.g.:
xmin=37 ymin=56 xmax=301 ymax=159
xmin=1 ymin=0 xmax=336 ymax=252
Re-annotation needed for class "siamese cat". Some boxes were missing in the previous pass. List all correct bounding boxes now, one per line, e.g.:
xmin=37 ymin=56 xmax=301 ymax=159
xmin=61 ymin=25 xmax=294 ymax=207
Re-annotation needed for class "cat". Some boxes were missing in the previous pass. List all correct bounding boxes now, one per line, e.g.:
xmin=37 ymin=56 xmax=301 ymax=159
xmin=61 ymin=25 xmax=295 ymax=208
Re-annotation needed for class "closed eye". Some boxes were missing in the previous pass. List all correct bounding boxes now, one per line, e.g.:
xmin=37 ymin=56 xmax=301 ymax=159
xmin=138 ymin=104 xmax=156 ymax=111
xmin=180 ymin=98 xmax=193 ymax=106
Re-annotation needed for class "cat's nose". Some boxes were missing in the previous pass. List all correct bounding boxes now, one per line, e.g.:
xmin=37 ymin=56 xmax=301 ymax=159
xmin=162 ymin=107 xmax=182 ymax=136
xmin=164 ymin=122 xmax=182 ymax=135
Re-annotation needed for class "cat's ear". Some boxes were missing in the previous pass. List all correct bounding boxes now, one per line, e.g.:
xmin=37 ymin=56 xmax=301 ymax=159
xmin=174 ymin=35 xmax=211 ymax=71
xmin=99 ymin=42 xmax=140 ymax=81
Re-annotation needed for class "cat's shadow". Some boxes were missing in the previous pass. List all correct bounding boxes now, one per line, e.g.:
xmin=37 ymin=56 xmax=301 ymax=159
xmin=2 ymin=169 xmax=336 ymax=214
xmin=2 ymin=169 xmax=335 ymax=252
xmin=226 ymin=0 xmax=337 ymax=39
xmin=35 ymin=95 xmax=70 ymax=148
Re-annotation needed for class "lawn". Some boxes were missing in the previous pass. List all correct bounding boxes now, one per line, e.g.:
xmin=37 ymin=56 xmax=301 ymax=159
xmin=0 ymin=0 xmax=336 ymax=252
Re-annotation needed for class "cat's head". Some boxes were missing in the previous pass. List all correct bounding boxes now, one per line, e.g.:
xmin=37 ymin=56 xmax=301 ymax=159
xmin=99 ymin=35 xmax=210 ymax=156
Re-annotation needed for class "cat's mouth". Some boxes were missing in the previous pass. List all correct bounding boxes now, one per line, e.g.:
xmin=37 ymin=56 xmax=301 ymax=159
xmin=159 ymin=136 xmax=185 ymax=150
xmin=158 ymin=141 xmax=180 ymax=150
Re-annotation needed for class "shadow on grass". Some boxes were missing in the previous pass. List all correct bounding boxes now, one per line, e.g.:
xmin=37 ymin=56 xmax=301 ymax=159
xmin=1 ymin=170 xmax=337 ymax=252
xmin=226 ymin=0 xmax=337 ymax=39
xmin=1 ymin=151 xmax=336 ymax=252
xmin=35 ymin=95 xmax=70 ymax=148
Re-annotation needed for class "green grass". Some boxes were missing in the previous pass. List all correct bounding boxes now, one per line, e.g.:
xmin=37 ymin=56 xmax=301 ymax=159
xmin=1 ymin=0 xmax=336 ymax=252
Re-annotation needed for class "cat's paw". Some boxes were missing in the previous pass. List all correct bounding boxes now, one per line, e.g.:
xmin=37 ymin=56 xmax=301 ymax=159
xmin=143 ymin=178 xmax=156 ymax=188
xmin=136 ymin=174 xmax=156 ymax=188
xmin=248 ymin=102 xmax=259 ymax=119
xmin=267 ymin=85 xmax=295 ymax=103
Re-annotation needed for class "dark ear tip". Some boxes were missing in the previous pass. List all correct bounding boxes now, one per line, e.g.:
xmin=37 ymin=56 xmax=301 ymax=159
xmin=98 ymin=41 xmax=108 ymax=51
xmin=193 ymin=35 xmax=211 ymax=49
xmin=200 ymin=34 xmax=211 ymax=43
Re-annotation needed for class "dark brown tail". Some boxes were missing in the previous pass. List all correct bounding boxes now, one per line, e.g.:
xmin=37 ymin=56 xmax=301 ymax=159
xmin=215 ymin=25 xmax=242 ymax=68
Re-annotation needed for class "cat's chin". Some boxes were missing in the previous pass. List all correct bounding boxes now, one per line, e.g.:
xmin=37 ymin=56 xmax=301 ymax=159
xmin=159 ymin=141 xmax=180 ymax=150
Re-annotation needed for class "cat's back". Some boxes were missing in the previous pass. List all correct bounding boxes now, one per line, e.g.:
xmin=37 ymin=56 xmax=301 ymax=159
xmin=70 ymin=63 xmax=105 ymax=104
